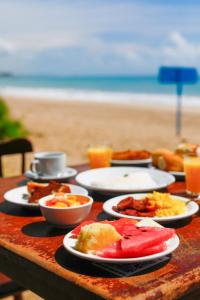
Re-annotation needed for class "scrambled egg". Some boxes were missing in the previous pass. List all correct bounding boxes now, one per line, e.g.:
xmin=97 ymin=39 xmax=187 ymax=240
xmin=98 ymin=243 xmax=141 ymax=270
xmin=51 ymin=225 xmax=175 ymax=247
xmin=147 ymin=192 xmax=187 ymax=217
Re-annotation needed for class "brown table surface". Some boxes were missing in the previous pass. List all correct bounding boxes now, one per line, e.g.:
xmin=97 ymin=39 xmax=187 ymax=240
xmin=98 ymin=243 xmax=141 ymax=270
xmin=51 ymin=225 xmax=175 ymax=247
xmin=0 ymin=164 xmax=200 ymax=300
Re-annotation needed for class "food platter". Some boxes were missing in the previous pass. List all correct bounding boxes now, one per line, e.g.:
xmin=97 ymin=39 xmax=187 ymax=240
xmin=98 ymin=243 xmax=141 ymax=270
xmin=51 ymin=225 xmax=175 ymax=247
xmin=4 ymin=184 xmax=88 ymax=209
xmin=111 ymin=158 xmax=152 ymax=166
xmin=111 ymin=150 xmax=152 ymax=166
xmin=76 ymin=167 xmax=175 ymax=195
xmin=63 ymin=228 xmax=179 ymax=263
xmin=103 ymin=193 xmax=199 ymax=222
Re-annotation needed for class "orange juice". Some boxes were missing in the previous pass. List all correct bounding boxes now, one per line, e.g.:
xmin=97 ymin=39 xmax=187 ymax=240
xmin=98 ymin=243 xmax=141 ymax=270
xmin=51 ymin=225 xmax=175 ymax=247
xmin=184 ymin=157 xmax=200 ymax=194
xmin=88 ymin=146 xmax=112 ymax=169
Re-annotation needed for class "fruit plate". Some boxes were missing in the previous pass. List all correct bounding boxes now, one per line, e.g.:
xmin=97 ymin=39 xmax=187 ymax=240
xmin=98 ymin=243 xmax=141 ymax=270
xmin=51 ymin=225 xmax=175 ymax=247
xmin=63 ymin=230 xmax=179 ymax=263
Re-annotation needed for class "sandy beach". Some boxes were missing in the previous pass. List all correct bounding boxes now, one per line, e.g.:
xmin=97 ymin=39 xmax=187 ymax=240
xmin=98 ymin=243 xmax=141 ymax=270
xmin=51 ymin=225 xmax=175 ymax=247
xmin=2 ymin=95 xmax=200 ymax=176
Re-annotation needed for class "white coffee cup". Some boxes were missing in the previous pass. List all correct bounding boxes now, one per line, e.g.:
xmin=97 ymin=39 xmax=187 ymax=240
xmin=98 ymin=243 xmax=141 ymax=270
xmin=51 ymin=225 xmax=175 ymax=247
xmin=30 ymin=152 xmax=67 ymax=176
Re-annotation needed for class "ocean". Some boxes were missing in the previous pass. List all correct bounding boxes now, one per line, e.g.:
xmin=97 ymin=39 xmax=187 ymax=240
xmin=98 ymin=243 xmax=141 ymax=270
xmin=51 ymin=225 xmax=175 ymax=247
xmin=0 ymin=75 xmax=200 ymax=106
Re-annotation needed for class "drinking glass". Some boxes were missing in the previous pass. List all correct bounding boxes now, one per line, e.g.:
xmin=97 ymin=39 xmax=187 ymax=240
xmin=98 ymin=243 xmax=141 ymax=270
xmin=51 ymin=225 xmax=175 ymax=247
xmin=87 ymin=144 xmax=112 ymax=169
xmin=184 ymin=156 xmax=200 ymax=196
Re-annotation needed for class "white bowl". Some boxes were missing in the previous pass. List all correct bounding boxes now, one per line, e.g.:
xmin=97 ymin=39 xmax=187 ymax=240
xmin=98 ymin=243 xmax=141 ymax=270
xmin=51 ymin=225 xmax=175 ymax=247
xmin=39 ymin=194 xmax=93 ymax=226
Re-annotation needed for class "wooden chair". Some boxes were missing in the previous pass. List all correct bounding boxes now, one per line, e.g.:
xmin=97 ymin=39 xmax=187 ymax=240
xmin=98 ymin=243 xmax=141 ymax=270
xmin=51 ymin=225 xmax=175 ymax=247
xmin=0 ymin=138 xmax=33 ymax=299
xmin=0 ymin=273 xmax=23 ymax=299
xmin=0 ymin=138 xmax=33 ymax=177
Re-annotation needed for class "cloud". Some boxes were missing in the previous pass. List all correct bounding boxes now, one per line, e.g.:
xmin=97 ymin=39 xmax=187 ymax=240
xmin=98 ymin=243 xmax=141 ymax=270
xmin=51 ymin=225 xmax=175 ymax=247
xmin=162 ymin=32 xmax=200 ymax=65
xmin=0 ymin=38 xmax=15 ymax=55
xmin=0 ymin=0 xmax=200 ymax=74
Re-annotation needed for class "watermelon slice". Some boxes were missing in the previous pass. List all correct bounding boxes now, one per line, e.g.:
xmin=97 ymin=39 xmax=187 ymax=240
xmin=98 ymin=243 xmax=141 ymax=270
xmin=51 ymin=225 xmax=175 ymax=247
xmin=121 ymin=227 xmax=174 ymax=257
xmin=71 ymin=218 xmax=137 ymax=236
xmin=97 ymin=241 xmax=167 ymax=258
xmin=97 ymin=226 xmax=174 ymax=258
xmin=108 ymin=218 xmax=137 ymax=235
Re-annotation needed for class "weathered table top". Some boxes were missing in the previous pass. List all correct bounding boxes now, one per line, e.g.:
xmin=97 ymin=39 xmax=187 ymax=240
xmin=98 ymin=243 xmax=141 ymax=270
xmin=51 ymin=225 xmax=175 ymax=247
xmin=0 ymin=165 xmax=200 ymax=300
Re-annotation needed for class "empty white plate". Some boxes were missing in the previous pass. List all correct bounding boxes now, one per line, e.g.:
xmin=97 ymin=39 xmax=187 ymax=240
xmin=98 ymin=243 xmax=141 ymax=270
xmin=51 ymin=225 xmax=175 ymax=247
xmin=76 ymin=167 xmax=175 ymax=195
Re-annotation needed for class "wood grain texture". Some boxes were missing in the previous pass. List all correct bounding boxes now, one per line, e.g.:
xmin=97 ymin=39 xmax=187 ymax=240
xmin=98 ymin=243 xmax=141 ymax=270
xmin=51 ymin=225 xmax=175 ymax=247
xmin=0 ymin=165 xmax=199 ymax=300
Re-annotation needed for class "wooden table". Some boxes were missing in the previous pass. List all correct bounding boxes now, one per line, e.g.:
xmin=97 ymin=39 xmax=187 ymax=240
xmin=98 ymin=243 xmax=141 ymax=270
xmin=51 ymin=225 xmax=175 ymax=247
xmin=0 ymin=164 xmax=200 ymax=300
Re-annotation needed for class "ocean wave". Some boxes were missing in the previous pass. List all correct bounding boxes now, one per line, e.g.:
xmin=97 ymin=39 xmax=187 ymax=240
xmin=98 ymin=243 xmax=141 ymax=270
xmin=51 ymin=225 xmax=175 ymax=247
xmin=0 ymin=86 xmax=200 ymax=107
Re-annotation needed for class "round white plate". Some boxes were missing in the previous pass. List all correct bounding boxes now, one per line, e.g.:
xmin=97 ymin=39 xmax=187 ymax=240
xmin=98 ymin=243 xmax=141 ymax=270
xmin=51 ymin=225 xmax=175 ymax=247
xmin=25 ymin=167 xmax=77 ymax=182
xmin=76 ymin=167 xmax=175 ymax=195
xmin=112 ymin=158 xmax=152 ymax=165
xmin=170 ymin=171 xmax=185 ymax=178
xmin=63 ymin=230 xmax=179 ymax=263
xmin=103 ymin=193 xmax=199 ymax=222
xmin=4 ymin=184 xmax=88 ymax=209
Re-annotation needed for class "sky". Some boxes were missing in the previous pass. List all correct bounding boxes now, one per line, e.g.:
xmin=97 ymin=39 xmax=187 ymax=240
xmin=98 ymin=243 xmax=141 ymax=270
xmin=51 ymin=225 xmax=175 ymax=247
xmin=0 ymin=0 xmax=200 ymax=76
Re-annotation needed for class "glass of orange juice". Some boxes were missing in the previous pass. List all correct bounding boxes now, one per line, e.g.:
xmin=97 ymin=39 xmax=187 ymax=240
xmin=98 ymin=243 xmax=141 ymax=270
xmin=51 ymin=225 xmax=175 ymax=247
xmin=184 ymin=156 xmax=200 ymax=196
xmin=87 ymin=144 xmax=113 ymax=169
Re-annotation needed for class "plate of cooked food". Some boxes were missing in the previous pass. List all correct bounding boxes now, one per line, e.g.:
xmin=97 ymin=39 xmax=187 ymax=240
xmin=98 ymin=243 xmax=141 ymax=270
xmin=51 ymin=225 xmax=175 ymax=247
xmin=76 ymin=167 xmax=175 ymax=195
xmin=4 ymin=181 xmax=88 ymax=209
xmin=151 ymin=143 xmax=200 ymax=179
xmin=112 ymin=149 xmax=152 ymax=166
xmin=152 ymin=148 xmax=185 ymax=179
xmin=103 ymin=192 xmax=199 ymax=222
xmin=63 ymin=218 xmax=179 ymax=263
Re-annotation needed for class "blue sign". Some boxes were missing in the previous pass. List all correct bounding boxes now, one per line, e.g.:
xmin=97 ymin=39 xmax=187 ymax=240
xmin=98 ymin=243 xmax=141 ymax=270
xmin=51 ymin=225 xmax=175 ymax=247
xmin=159 ymin=67 xmax=198 ymax=85
xmin=158 ymin=66 xmax=198 ymax=136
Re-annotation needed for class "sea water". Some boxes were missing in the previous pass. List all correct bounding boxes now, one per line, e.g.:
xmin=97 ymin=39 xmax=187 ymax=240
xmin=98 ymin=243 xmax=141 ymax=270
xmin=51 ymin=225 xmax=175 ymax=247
xmin=0 ymin=75 xmax=200 ymax=107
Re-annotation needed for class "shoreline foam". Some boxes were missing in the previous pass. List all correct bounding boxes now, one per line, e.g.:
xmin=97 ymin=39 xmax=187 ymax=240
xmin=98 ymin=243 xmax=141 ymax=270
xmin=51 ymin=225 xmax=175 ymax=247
xmin=1 ymin=86 xmax=200 ymax=109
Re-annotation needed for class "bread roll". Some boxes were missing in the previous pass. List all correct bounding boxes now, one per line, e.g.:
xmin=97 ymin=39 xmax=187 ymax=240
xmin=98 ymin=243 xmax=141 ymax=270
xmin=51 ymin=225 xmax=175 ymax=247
xmin=152 ymin=149 xmax=183 ymax=172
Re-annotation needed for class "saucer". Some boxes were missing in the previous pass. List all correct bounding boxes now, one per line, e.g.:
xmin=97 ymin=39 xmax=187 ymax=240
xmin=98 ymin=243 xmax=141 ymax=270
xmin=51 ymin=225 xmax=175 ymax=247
xmin=25 ymin=167 xmax=77 ymax=182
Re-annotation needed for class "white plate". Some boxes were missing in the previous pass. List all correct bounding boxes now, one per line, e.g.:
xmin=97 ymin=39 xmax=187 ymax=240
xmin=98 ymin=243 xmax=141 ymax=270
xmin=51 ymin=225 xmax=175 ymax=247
xmin=76 ymin=167 xmax=175 ymax=195
xmin=103 ymin=193 xmax=199 ymax=222
xmin=112 ymin=158 xmax=152 ymax=165
xmin=4 ymin=184 xmax=88 ymax=209
xmin=25 ymin=167 xmax=77 ymax=182
xmin=63 ymin=229 xmax=179 ymax=263
xmin=170 ymin=171 xmax=185 ymax=178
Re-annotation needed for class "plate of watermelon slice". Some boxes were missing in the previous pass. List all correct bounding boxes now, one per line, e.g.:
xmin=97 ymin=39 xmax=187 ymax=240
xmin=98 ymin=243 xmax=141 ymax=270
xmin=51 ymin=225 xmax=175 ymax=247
xmin=63 ymin=218 xmax=179 ymax=263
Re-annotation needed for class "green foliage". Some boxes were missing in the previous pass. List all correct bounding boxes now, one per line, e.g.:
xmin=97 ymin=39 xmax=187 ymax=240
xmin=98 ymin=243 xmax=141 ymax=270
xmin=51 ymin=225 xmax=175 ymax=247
xmin=0 ymin=98 xmax=28 ymax=140
xmin=0 ymin=98 xmax=9 ymax=120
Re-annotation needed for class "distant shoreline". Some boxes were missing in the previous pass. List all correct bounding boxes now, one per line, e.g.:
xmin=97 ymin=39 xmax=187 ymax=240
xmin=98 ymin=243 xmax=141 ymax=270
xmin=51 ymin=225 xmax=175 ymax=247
xmin=1 ymin=86 xmax=200 ymax=111
xmin=0 ymin=74 xmax=200 ymax=97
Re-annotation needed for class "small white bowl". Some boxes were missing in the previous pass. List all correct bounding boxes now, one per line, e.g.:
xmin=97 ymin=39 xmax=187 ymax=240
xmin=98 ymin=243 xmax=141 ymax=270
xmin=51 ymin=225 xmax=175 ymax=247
xmin=39 ymin=194 xmax=93 ymax=226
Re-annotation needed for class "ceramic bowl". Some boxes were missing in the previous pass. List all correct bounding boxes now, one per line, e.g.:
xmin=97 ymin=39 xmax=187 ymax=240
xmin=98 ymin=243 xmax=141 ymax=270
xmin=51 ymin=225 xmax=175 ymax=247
xmin=39 ymin=194 xmax=93 ymax=226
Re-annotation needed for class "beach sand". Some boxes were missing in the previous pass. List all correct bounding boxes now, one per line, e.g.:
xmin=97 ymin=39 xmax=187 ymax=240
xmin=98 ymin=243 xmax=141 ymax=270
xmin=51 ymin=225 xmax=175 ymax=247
xmin=2 ymin=95 xmax=200 ymax=176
